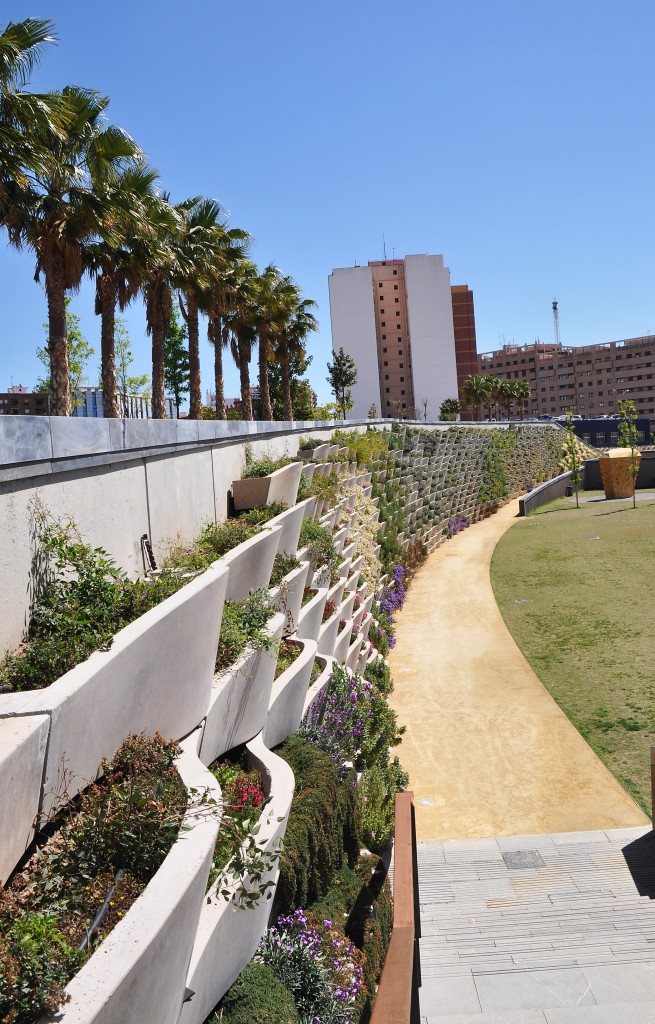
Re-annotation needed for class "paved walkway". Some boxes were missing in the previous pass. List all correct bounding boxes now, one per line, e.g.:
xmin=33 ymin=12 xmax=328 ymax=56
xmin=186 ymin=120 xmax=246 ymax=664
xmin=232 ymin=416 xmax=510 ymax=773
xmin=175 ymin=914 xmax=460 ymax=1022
xmin=418 ymin=827 xmax=655 ymax=1022
xmin=388 ymin=499 xmax=649 ymax=842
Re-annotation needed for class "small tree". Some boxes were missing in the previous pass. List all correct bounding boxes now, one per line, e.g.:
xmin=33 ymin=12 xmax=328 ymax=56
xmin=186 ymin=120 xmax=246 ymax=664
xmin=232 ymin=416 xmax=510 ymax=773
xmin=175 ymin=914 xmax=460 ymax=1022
xmin=163 ymin=307 xmax=190 ymax=418
xmin=439 ymin=397 xmax=460 ymax=421
xmin=368 ymin=402 xmax=378 ymax=418
xmin=618 ymin=398 xmax=640 ymax=509
xmin=37 ymin=299 xmax=95 ymax=407
xmin=563 ymin=411 xmax=582 ymax=508
xmin=114 ymin=319 xmax=150 ymax=417
xmin=326 ymin=347 xmax=357 ymax=419
xmin=420 ymin=398 xmax=428 ymax=422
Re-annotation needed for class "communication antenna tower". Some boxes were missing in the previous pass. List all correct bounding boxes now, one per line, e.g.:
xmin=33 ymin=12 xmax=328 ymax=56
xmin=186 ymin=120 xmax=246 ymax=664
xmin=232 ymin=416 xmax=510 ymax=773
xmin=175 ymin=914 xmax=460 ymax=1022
xmin=552 ymin=299 xmax=560 ymax=345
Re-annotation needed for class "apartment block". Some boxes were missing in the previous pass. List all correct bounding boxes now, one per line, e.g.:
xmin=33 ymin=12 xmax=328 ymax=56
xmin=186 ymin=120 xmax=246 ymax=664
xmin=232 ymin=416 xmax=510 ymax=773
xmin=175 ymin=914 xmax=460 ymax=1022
xmin=478 ymin=336 xmax=655 ymax=420
xmin=328 ymin=254 xmax=476 ymax=420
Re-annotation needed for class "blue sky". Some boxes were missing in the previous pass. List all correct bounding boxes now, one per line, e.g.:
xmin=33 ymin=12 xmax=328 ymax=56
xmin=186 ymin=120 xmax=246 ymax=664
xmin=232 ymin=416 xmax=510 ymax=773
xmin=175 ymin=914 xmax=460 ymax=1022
xmin=2 ymin=1 xmax=655 ymax=408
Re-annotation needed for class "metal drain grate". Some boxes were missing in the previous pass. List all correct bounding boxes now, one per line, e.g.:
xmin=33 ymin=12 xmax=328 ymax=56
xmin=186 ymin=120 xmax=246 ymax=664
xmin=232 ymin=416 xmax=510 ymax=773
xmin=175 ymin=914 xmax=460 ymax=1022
xmin=502 ymin=849 xmax=545 ymax=870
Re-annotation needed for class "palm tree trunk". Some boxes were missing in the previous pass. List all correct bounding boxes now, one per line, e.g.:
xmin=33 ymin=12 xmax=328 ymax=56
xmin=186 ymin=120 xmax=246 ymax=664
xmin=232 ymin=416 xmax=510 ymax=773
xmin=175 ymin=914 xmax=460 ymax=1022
xmin=238 ymin=342 xmax=253 ymax=420
xmin=98 ymin=272 xmax=119 ymax=418
xmin=185 ymin=290 xmax=202 ymax=419
xmin=280 ymin=348 xmax=293 ymax=421
xmin=258 ymin=335 xmax=273 ymax=421
xmin=208 ymin=315 xmax=226 ymax=419
xmin=45 ymin=267 xmax=72 ymax=416
xmin=151 ymin=284 xmax=167 ymax=419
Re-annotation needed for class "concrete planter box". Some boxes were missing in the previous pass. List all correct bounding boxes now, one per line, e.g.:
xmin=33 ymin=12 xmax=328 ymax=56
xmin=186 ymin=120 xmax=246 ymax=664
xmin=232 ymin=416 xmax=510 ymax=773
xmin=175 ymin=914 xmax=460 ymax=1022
xmin=333 ymin=619 xmax=353 ymax=663
xmin=199 ymin=613 xmax=285 ymax=764
xmin=298 ymin=442 xmax=330 ymax=462
xmin=180 ymin=736 xmax=294 ymax=1024
xmin=303 ymin=654 xmax=334 ymax=717
xmin=263 ymin=636 xmax=318 ymax=748
xmin=300 ymin=462 xmax=316 ymax=484
xmin=317 ymin=606 xmax=342 ymax=658
xmin=599 ymin=448 xmax=642 ymax=499
xmin=269 ymin=561 xmax=310 ymax=635
xmin=49 ymin=735 xmax=221 ymax=1024
xmin=2 ymin=565 xmax=229 ymax=820
xmin=218 ymin=525 xmax=281 ymax=601
xmin=346 ymin=634 xmax=364 ymax=672
xmin=267 ymin=498 xmax=316 ymax=557
xmin=296 ymin=585 xmax=329 ymax=643
xmin=232 ymin=462 xmax=303 ymax=511
xmin=345 ymin=555 xmax=364 ymax=592
xmin=332 ymin=525 xmax=349 ymax=553
xmin=0 ymin=715 xmax=49 ymax=883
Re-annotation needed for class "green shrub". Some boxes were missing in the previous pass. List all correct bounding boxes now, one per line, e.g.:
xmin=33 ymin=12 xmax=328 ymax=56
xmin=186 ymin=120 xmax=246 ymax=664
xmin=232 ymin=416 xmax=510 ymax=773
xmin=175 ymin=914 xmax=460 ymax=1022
xmin=0 ymin=913 xmax=85 ymax=1024
xmin=216 ymin=590 xmax=276 ymax=671
xmin=269 ymin=553 xmax=300 ymax=588
xmin=216 ymin=962 xmax=300 ymax=1024
xmin=363 ymin=658 xmax=394 ymax=696
xmin=359 ymin=757 xmax=409 ymax=854
xmin=297 ymin=519 xmax=340 ymax=585
xmin=243 ymin=455 xmax=295 ymax=479
xmin=275 ymin=735 xmax=360 ymax=913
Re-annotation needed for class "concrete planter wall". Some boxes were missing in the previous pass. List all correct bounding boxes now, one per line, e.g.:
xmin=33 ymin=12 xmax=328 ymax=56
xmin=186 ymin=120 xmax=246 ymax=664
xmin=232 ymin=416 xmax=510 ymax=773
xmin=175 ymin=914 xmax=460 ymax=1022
xmin=231 ymin=462 xmax=303 ymax=511
xmin=47 ymin=735 xmax=221 ymax=1024
xmin=269 ymin=561 xmax=310 ymax=635
xmin=219 ymin=526 xmax=281 ymax=601
xmin=199 ymin=613 xmax=285 ymax=765
xmin=180 ymin=737 xmax=295 ymax=1024
xmin=296 ymin=585 xmax=329 ymax=643
xmin=266 ymin=497 xmax=316 ymax=556
xmin=303 ymin=654 xmax=334 ymax=717
xmin=3 ymin=565 xmax=229 ymax=820
xmin=0 ymin=715 xmax=49 ymax=884
xmin=263 ymin=636 xmax=318 ymax=749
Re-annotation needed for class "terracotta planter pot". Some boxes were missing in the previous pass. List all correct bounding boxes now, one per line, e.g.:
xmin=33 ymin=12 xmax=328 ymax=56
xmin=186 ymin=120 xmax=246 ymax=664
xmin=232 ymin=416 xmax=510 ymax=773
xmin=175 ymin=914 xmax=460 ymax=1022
xmin=599 ymin=448 xmax=641 ymax=499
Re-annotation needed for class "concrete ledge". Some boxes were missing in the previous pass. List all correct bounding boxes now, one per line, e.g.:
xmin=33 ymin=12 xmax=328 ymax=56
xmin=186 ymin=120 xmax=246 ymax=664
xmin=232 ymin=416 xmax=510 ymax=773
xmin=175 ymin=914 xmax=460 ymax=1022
xmin=269 ymin=561 xmax=310 ymax=635
xmin=303 ymin=654 xmax=335 ymax=717
xmin=296 ymin=584 xmax=329 ymax=643
xmin=219 ymin=526 xmax=281 ymax=602
xmin=519 ymin=470 xmax=583 ymax=516
xmin=0 ymin=715 xmax=49 ymax=883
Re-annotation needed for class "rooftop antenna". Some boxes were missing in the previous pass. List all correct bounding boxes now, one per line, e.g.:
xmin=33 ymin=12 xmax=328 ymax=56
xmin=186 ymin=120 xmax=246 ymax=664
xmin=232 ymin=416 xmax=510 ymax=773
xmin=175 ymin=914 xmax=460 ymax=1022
xmin=382 ymin=235 xmax=387 ymax=260
xmin=392 ymin=246 xmax=396 ymax=258
xmin=552 ymin=299 xmax=560 ymax=345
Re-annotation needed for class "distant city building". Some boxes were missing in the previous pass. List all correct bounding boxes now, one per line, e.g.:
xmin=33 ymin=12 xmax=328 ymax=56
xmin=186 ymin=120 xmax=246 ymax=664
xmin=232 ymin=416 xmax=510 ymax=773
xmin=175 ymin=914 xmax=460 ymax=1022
xmin=478 ymin=336 xmax=655 ymax=420
xmin=0 ymin=390 xmax=49 ymax=415
xmin=328 ymin=254 xmax=478 ymax=420
xmin=72 ymin=386 xmax=177 ymax=419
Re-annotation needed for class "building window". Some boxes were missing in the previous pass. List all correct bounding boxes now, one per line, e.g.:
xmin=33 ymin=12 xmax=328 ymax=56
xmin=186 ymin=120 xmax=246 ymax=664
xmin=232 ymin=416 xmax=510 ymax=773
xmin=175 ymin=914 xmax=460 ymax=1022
xmin=400 ymin=376 xmax=404 ymax=382
xmin=378 ymin=283 xmax=383 ymax=288
xmin=401 ymin=389 xmax=405 ymax=395
xmin=385 ymin=375 xmax=389 ymax=380
xmin=381 ymin=322 xmax=385 ymax=327
xmin=399 ymin=363 xmax=404 ymax=368
xmin=394 ymin=284 xmax=398 ymax=290
xmin=385 ymin=388 xmax=390 ymax=393
xmin=393 ymin=269 xmax=397 ymax=275
xmin=384 ymin=360 xmax=388 ymax=366
xmin=595 ymin=432 xmax=606 ymax=443
xmin=382 ymin=337 xmax=387 ymax=342
xmin=395 ymin=298 xmax=399 ymax=303
xmin=380 ymin=308 xmax=385 ymax=313
xmin=396 ymin=312 xmax=400 ymax=317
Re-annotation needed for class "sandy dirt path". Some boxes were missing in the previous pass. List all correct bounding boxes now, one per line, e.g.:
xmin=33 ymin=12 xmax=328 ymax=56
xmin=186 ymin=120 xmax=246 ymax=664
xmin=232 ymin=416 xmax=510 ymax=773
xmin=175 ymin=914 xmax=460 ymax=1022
xmin=388 ymin=500 xmax=649 ymax=841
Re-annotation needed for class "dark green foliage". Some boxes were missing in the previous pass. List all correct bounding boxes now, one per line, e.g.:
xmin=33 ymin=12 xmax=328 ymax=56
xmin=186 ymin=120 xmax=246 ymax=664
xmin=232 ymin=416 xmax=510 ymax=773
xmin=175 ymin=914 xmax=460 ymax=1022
xmin=216 ymin=590 xmax=275 ymax=671
xmin=269 ymin=553 xmax=300 ymax=588
xmin=163 ymin=306 xmax=190 ymax=416
xmin=275 ymin=735 xmax=361 ymax=913
xmin=216 ymin=962 xmax=300 ymax=1024
xmin=478 ymin=428 xmax=518 ymax=503
xmin=243 ymin=454 xmax=295 ymax=479
xmin=0 ymin=913 xmax=85 ymax=1024
xmin=363 ymin=658 xmax=394 ymax=695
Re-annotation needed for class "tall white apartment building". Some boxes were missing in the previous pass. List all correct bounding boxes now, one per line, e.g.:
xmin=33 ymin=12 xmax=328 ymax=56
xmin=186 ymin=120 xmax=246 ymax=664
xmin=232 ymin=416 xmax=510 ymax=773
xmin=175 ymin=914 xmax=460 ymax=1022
xmin=328 ymin=254 xmax=476 ymax=420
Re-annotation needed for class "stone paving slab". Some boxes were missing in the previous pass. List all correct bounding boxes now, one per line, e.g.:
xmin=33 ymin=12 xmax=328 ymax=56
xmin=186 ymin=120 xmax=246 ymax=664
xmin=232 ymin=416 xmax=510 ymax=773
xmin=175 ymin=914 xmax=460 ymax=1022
xmin=418 ymin=829 xmax=655 ymax=1021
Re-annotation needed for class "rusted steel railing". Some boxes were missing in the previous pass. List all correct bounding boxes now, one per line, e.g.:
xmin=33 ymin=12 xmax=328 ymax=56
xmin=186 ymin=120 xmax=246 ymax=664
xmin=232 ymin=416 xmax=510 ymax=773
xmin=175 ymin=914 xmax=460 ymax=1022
xmin=370 ymin=790 xmax=421 ymax=1024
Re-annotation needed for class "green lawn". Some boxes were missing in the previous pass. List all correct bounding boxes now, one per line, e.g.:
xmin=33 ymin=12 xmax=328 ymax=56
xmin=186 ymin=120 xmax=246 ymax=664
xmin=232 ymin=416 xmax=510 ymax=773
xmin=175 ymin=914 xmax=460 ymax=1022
xmin=491 ymin=491 xmax=655 ymax=813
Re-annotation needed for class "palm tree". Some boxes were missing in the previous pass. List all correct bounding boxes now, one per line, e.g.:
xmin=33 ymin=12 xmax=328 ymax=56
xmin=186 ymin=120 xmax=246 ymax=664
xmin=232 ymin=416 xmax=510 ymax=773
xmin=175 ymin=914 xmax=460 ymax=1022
xmin=275 ymin=294 xmax=318 ymax=421
xmin=83 ymin=164 xmax=158 ymax=417
xmin=224 ymin=260 xmax=260 ymax=420
xmin=0 ymin=18 xmax=64 ymax=197
xmin=206 ymin=224 xmax=250 ymax=420
xmin=462 ymin=375 xmax=487 ymax=421
xmin=513 ymin=380 xmax=531 ymax=419
xmin=7 ymin=86 xmax=138 ymax=414
xmin=175 ymin=196 xmax=215 ymax=420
